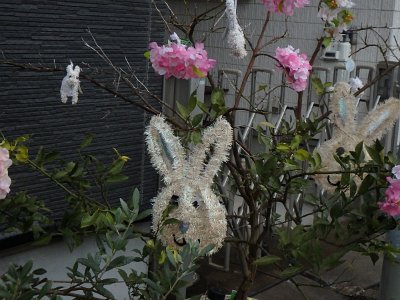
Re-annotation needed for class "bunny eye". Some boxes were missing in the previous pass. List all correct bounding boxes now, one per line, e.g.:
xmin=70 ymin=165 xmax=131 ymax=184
xmin=202 ymin=143 xmax=216 ymax=169
xmin=192 ymin=201 xmax=199 ymax=208
xmin=169 ymin=195 xmax=179 ymax=206
xmin=336 ymin=147 xmax=345 ymax=156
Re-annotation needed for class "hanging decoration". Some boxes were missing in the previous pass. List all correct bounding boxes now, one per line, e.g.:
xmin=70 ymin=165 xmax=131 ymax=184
xmin=225 ymin=0 xmax=247 ymax=58
xmin=60 ymin=61 xmax=81 ymax=105
xmin=315 ymin=82 xmax=400 ymax=193
xmin=145 ymin=115 xmax=233 ymax=253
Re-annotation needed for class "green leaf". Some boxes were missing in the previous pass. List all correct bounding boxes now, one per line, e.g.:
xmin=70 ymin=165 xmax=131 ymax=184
xmin=105 ymin=174 xmax=129 ymax=184
xmin=43 ymin=151 xmax=59 ymax=163
xmin=280 ymin=265 xmax=303 ymax=278
xmin=290 ymin=135 xmax=302 ymax=149
xmin=144 ymin=51 xmax=150 ymax=59
xmin=257 ymin=84 xmax=268 ymax=91
xmin=21 ymin=260 xmax=33 ymax=277
xmin=108 ymin=159 xmax=125 ymax=175
xmin=188 ymin=91 xmax=197 ymax=114
xmin=253 ymin=255 xmax=281 ymax=266
xmin=258 ymin=121 xmax=275 ymax=129
xmin=136 ymin=209 xmax=152 ymax=221
xmin=180 ymin=38 xmax=192 ymax=46
xmin=357 ymin=174 xmax=375 ymax=196
xmin=166 ymin=248 xmax=177 ymax=267
xmin=106 ymin=256 xmax=135 ymax=271
xmin=113 ymin=236 xmax=128 ymax=251
xmin=311 ymin=76 xmax=324 ymax=96
xmin=94 ymin=285 xmax=116 ymax=300
xmin=32 ymin=268 xmax=47 ymax=276
xmin=81 ymin=211 xmax=99 ymax=228
xmin=366 ymin=145 xmax=383 ymax=164
xmin=177 ymin=101 xmax=189 ymax=119
xmin=351 ymin=141 xmax=364 ymax=162
xmin=276 ymin=143 xmax=290 ymax=152
xmin=190 ymin=131 xmax=202 ymax=144
xmin=100 ymin=278 xmax=119 ymax=285
xmin=322 ymin=37 xmax=332 ymax=48
xmin=142 ymin=278 xmax=163 ymax=293
xmin=196 ymin=100 xmax=209 ymax=114
xmin=38 ymin=281 xmax=52 ymax=298
xmin=120 ymin=198 xmax=131 ymax=217
xmin=330 ymin=202 xmax=342 ymax=219
xmin=77 ymin=256 xmax=101 ymax=273
xmin=294 ymin=149 xmax=309 ymax=161
xmin=192 ymin=114 xmax=203 ymax=127
xmin=80 ymin=134 xmax=94 ymax=149
xmin=130 ymin=188 xmax=140 ymax=210
xmin=211 ymin=88 xmax=225 ymax=107
xmin=31 ymin=234 xmax=53 ymax=246
xmin=16 ymin=145 xmax=29 ymax=163
xmin=163 ymin=218 xmax=180 ymax=226
xmin=311 ymin=150 xmax=322 ymax=169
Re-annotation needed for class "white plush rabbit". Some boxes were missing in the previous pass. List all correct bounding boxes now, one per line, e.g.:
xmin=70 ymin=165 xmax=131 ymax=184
xmin=315 ymin=82 xmax=400 ymax=193
xmin=60 ymin=61 xmax=81 ymax=104
xmin=145 ymin=115 xmax=233 ymax=253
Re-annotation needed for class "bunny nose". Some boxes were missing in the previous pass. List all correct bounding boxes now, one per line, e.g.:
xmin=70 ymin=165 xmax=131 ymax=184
xmin=179 ymin=222 xmax=190 ymax=233
xmin=336 ymin=147 xmax=345 ymax=155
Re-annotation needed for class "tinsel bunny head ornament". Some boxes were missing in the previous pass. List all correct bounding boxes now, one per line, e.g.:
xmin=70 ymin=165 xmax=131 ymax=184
xmin=145 ymin=115 xmax=233 ymax=253
xmin=60 ymin=61 xmax=81 ymax=104
xmin=315 ymin=82 xmax=400 ymax=193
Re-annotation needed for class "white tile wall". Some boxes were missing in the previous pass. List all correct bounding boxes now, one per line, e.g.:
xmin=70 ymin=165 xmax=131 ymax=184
xmin=168 ymin=0 xmax=398 ymax=124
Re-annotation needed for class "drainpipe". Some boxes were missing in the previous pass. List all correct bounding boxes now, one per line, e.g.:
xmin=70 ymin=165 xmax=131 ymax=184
xmin=379 ymin=226 xmax=400 ymax=300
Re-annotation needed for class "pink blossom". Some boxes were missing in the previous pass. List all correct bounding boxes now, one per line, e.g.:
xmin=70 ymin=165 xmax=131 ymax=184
xmin=275 ymin=45 xmax=312 ymax=92
xmin=261 ymin=0 xmax=310 ymax=16
xmin=0 ymin=148 xmax=12 ymax=177
xmin=0 ymin=174 xmax=11 ymax=200
xmin=379 ymin=177 xmax=400 ymax=217
xmin=149 ymin=41 xmax=216 ymax=79
xmin=0 ymin=148 xmax=12 ymax=200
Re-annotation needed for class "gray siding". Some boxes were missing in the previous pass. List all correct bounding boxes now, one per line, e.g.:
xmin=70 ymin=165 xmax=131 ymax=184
xmin=0 ymin=1 xmax=165 ymax=220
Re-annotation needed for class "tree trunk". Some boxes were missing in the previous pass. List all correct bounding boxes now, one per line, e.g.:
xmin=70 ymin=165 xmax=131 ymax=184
xmin=236 ymin=243 xmax=258 ymax=300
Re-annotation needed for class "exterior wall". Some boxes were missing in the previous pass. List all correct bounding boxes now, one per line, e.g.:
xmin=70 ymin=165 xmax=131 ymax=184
xmin=0 ymin=0 xmax=164 ymax=287
xmin=168 ymin=0 xmax=397 ymax=125
xmin=0 ymin=0 xmax=165 ymax=221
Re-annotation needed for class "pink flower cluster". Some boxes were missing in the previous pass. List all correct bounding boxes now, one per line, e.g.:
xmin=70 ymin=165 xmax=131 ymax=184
xmin=149 ymin=41 xmax=216 ymax=79
xmin=275 ymin=46 xmax=312 ymax=92
xmin=261 ymin=0 xmax=310 ymax=16
xmin=0 ymin=148 xmax=12 ymax=200
xmin=378 ymin=166 xmax=400 ymax=217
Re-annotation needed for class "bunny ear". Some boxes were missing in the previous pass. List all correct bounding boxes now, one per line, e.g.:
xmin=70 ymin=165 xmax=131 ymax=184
xmin=145 ymin=115 xmax=185 ymax=183
xmin=190 ymin=117 xmax=233 ymax=182
xmin=66 ymin=62 xmax=74 ymax=73
xmin=330 ymin=82 xmax=357 ymax=133
xmin=73 ymin=65 xmax=81 ymax=75
xmin=359 ymin=98 xmax=400 ymax=144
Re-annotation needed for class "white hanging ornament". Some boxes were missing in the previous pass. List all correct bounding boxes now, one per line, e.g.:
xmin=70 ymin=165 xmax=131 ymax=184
xmin=60 ymin=61 xmax=82 ymax=105
xmin=225 ymin=0 xmax=247 ymax=58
